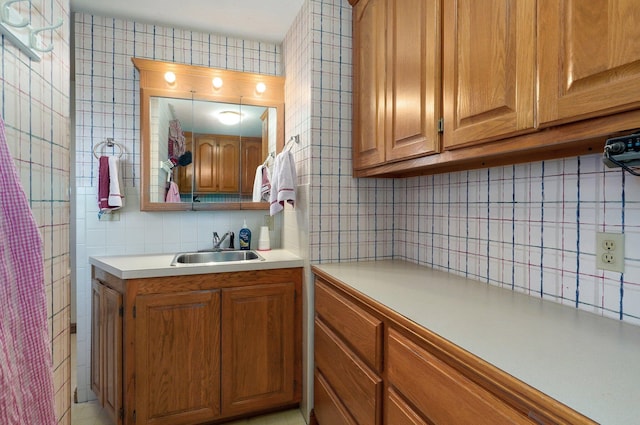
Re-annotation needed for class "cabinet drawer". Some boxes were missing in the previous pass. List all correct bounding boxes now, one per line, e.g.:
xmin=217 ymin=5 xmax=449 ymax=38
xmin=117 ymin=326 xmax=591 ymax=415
xmin=387 ymin=388 xmax=430 ymax=425
xmin=314 ymin=372 xmax=357 ymax=425
xmin=315 ymin=318 xmax=382 ymax=425
xmin=315 ymin=279 xmax=383 ymax=371
xmin=387 ymin=329 xmax=533 ymax=425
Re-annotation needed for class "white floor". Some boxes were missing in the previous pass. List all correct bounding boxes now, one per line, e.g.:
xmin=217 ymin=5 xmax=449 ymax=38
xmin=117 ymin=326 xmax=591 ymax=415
xmin=70 ymin=334 xmax=307 ymax=425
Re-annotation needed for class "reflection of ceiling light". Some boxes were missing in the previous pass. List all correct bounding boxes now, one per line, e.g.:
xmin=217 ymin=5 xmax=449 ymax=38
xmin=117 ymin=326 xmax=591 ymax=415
xmin=164 ymin=71 xmax=176 ymax=84
xmin=218 ymin=111 xmax=242 ymax=125
xmin=212 ymin=77 xmax=223 ymax=89
xmin=255 ymin=82 xmax=266 ymax=94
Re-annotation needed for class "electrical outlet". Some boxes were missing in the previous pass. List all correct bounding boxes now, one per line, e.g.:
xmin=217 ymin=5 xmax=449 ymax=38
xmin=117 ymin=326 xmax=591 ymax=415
xmin=596 ymin=232 xmax=625 ymax=273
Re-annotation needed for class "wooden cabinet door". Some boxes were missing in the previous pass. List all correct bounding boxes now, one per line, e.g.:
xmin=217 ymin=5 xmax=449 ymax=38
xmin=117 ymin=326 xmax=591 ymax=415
xmin=221 ymin=283 xmax=296 ymax=416
xmin=443 ymin=0 xmax=536 ymax=149
xmin=241 ymin=138 xmax=263 ymax=195
xmin=103 ymin=285 xmax=122 ymax=425
xmin=217 ymin=136 xmax=240 ymax=193
xmin=195 ymin=135 xmax=218 ymax=192
xmin=538 ymin=0 xmax=640 ymax=125
xmin=386 ymin=0 xmax=440 ymax=161
xmin=91 ymin=281 xmax=123 ymax=425
xmin=90 ymin=281 xmax=103 ymax=404
xmin=353 ymin=0 xmax=387 ymax=170
xmin=135 ymin=290 xmax=221 ymax=425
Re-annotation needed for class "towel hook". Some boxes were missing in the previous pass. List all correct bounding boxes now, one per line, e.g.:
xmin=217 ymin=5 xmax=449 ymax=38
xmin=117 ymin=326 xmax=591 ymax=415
xmin=30 ymin=18 xmax=62 ymax=53
xmin=93 ymin=138 xmax=125 ymax=159
xmin=1 ymin=0 xmax=29 ymax=28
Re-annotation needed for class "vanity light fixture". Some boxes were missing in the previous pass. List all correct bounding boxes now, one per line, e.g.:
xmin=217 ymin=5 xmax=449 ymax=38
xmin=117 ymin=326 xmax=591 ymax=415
xmin=212 ymin=77 xmax=223 ymax=89
xmin=255 ymin=82 xmax=266 ymax=94
xmin=164 ymin=71 xmax=176 ymax=84
xmin=218 ymin=110 xmax=242 ymax=126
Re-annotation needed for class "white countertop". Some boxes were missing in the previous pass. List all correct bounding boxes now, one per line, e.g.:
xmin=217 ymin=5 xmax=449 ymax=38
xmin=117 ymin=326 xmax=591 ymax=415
xmin=89 ymin=249 xmax=303 ymax=279
xmin=314 ymin=260 xmax=640 ymax=425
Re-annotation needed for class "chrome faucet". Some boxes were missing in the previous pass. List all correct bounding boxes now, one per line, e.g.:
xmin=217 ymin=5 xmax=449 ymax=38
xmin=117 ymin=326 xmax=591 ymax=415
xmin=212 ymin=231 xmax=234 ymax=250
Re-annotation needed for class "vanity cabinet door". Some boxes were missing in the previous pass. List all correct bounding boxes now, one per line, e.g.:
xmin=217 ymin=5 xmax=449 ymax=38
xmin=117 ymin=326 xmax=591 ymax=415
xmin=91 ymin=280 xmax=123 ymax=425
xmin=221 ymin=282 xmax=297 ymax=417
xmin=135 ymin=290 xmax=221 ymax=425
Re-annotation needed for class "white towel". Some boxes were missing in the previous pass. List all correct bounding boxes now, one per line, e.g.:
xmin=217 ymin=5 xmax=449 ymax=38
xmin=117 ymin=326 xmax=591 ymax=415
xmin=252 ymin=164 xmax=264 ymax=202
xmin=107 ymin=156 xmax=124 ymax=208
xmin=269 ymin=150 xmax=297 ymax=215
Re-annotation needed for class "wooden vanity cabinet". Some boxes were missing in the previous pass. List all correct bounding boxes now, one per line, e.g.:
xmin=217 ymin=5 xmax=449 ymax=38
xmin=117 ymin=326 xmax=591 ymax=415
xmin=312 ymin=268 xmax=597 ymax=425
xmin=91 ymin=266 xmax=302 ymax=425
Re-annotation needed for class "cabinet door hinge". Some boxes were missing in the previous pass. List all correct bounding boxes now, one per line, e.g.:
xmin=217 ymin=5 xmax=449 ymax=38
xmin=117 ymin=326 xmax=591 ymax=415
xmin=119 ymin=305 xmax=124 ymax=317
xmin=133 ymin=410 xmax=137 ymax=423
xmin=133 ymin=305 xmax=136 ymax=318
xmin=438 ymin=118 xmax=444 ymax=133
xmin=119 ymin=408 xmax=124 ymax=420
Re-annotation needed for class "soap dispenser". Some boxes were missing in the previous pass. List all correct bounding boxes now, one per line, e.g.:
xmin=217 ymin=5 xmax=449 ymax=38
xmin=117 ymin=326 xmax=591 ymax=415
xmin=239 ymin=219 xmax=251 ymax=250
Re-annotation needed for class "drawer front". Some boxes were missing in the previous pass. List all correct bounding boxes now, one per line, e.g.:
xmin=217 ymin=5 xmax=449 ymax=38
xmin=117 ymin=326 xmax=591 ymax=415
xmin=315 ymin=318 xmax=382 ymax=425
xmin=314 ymin=372 xmax=357 ymax=425
xmin=315 ymin=279 xmax=383 ymax=371
xmin=387 ymin=388 xmax=430 ymax=425
xmin=387 ymin=328 xmax=533 ymax=425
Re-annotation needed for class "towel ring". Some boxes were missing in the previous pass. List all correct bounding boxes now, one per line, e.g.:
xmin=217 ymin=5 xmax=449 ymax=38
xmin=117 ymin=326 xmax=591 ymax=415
xmin=93 ymin=138 xmax=124 ymax=159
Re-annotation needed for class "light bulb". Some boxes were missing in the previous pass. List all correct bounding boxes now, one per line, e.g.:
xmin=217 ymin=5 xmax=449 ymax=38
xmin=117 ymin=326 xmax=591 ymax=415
xmin=218 ymin=111 xmax=242 ymax=125
xmin=255 ymin=82 xmax=266 ymax=94
xmin=212 ymin=77 xmax=223 ymax=89
xmin=164 ymin=71 xmax=176 ymax=84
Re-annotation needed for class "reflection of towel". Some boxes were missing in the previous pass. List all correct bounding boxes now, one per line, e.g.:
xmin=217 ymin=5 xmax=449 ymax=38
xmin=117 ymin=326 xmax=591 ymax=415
xmin=107 ymin=156 xmax=124 ymax=208
xmin=165 ymin=181 xmax=181 ymax=202
xmin=168 ymin=119 xmax=185 ymax=160
xmin=98 ymin=156 xmax=110 ymax=210
xmin=269 ymin=150 xmax=297 ymax=215
xmin=252 ymin=165 xmax=271 ymax=202
xmin=0 ymin=117 xmax=56 ymax=425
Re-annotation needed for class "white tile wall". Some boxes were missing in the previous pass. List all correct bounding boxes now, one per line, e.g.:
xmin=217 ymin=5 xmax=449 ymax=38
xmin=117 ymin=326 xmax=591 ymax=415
xmin=1 ymin=0 xmax=72 ymax=423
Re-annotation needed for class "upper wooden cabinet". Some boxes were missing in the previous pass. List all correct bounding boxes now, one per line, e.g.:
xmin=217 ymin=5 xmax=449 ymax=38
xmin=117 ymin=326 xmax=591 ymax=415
xmin=351 ymin=0 xmax=640 ymax=177
xmin=353 ymin=0 xmax=440 ymax=170
xmin=538 ymin=0 xmax=640 ymax=125
xmin=443 ymin=0 xmax=536 ymax=149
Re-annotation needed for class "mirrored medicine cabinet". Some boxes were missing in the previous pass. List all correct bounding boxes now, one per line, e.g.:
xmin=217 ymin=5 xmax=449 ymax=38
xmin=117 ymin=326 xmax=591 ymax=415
xmin=133 ymin=58 xmax=285 ymax=211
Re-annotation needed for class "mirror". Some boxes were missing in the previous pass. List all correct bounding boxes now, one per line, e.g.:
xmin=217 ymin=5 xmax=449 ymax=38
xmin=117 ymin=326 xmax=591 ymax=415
xmin=133 ymin=58 xmax=285 ymax=211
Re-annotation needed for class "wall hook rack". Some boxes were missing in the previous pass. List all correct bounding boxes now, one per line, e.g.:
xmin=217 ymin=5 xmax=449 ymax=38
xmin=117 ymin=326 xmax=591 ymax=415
xmin=0 ymin=0 xmax=63 ymax=61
